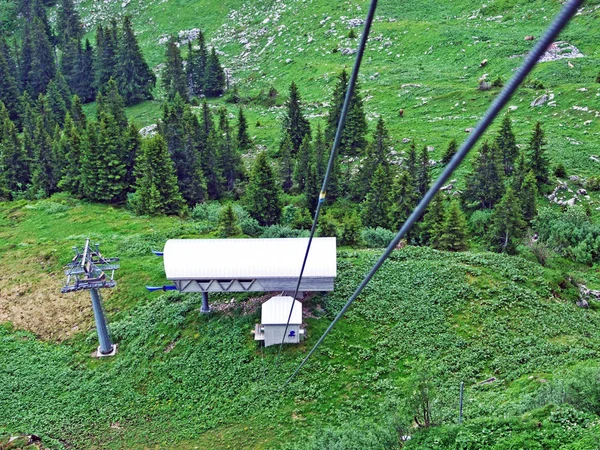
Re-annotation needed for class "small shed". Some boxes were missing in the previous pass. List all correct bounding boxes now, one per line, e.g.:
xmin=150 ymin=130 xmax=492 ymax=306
xmin=163 ymin=237 xmax=336 ymax=293
xmin=254 ymin=296 xmax=305 ymax=347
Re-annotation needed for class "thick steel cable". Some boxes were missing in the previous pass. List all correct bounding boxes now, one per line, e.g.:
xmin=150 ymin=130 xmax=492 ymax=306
xmin=276 ymin=0 xmax=379 ymax=355
xmin=283 ymin=0 xmax=584 ymax=386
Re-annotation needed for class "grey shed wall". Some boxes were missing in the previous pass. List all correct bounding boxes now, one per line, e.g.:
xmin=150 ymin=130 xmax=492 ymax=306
xmin=264 ymin=325 xmax=300 ymax=347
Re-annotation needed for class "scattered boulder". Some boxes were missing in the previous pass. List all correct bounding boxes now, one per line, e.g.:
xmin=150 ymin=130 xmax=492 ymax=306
xmin=479 ymin=81 xmax=491 ymax=91
xmin=524 ymin=35 xmax=535 ymax=41
xmin=508 ymin=105 xmax=518 ymax=111
xmin=578 ymin=188 xmax=588 ymax=196
xmin=569 ymin=175 xmax=580 ymax=182
xmin=590 ymin=155 xmax=600 ymax=163
xmin=577 ymin=299 xmax=589 ymax=308
xmin=402 ymin=138 xmax=411 ymax=144
xmin=479 ymin=59 xmax=488 ymax=67
xmin=465 ymin=127 xmax=474 ymax=133
xmin=531 ymin=94 xmax=549 ymax=107
xmin=538 ymin=41 xmax=585 ymax=63
xmin=139 ymin=124 xmax=158 ymax=138
xmin=567 ymin=198 xmax=577 ymax=206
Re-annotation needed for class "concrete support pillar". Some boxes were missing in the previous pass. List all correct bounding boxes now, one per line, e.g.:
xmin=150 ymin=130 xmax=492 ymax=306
xmin=90 ymin=288 xmax=115 ymax=355
xmin=200 ymin=291 xmax=210 ymax=313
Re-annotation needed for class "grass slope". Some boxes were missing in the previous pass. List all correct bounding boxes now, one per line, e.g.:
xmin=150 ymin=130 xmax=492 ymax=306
xmin=1 ymin=198 xmax=600 ymax=448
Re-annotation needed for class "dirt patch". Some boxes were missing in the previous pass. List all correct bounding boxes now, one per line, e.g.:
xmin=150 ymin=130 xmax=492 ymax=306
xmin=211 ymin=293 xmax=272 ymax=315
xmin=0 ymin=273 xmax=95 ymax=341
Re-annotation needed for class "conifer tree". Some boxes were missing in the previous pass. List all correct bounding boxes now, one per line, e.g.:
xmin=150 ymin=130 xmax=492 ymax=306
xmin=56 ymin=0 xmax=83 ymax=47
xmin=495 ymin=115 xmax=518 ymax=175
xmin=54 ymin=72 xmax=72 ymax=110
xmin=96 ymin=79 xmax=128 ymax=130
xmin=464 ymin=141 xmax=504 ymax=209
xmin=94 ymin=24 xmax=117 ymax=91
xmin=314 ymin=124 xmax=328 ymax=182
xmin=416 ymin=146 xmax=431 ymax=196
xmin=19 ymin=92 xmax=36 ymax=140
xmin=123 ymin=122 xmax=141 ymax=193
xmin=389 ymin=170 xmax=419 ymax=233
xmin=57 ymin=114 xmax=83 ymax=196
xmin=30 ymin=116 xmax=57 ymax=197
xmin=488 ymin=186 xmax=526 ymax=254
xmin=217 ymin=203 xmax=241 ymax=237
xmin=438 ymin=200 xmax=468 ymax=251
xmin=34 ymin=93 xmax=56 ymax=136
xmin=80 ymin=121 xmax=99 ymax=199
xmin=60 ymin=38 xmax=81 ymax=97
xmin=204 ymin=126 xmax=223 ymax=199
xmin=362 ymin=164 xmax=391 ymax=229
xmin=236 ymin=107 xmax=251 ymax=151
xmin=527 ymin=121 xmax=549 ymax=186
xmin=405 ymin=142 xmax=418 ymax=192
xmin=217 ymin=107 xmax=243 ymax=194
xmin=293 ymin=134 xmax=312 ymax=192
xmin=162 ymin=36 xmax=188 ymax=102
xmin=186 ymin=31 xmax=208 ymax=96
xmin=245 ymin=152 xmax=282 ymax=226
xmin=281 ymin=81 xmax=311 ymax=154
xmin=441 ymin=139 xmax=457 ymax=165
xmin=0 ymin=40 xmax=20 ymax=122
xmin=420 ymin=193 xmax=445 ymax=248
xmin=199 ymin=100 xmax=213 ymax=147
xmin=279 ymin=133 xmax=294 ymax=193
xmin=305 ymin=152 xmax=320 ymax=214
xmin=511 ymin=150 xmax=528 ymax=191
xmin=76 ymin=39 xmax=96 ymax=102
xmin=132 ymin=135 xmax=185 ymax=215
xmin=70 ymin=95 xmax=87 ymax=129
xmin=204 ymin=47 xmax=226 ymax=97
xmin=22 ymin=18 xmax=56 ymax=97
xmin=520 ymin=170 xmax=538 ymax=223
xmin=0 ymin=111 xmax=29 ymax=196
xmin=355 ymin=116 xmax=390 ymax=201
xmin=46 ymin=80 xmax=68 ymax=126
xmin=116 ymin=15 xmax=155 ymax=105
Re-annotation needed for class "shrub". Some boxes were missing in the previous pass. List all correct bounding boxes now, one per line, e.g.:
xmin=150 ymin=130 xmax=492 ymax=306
xmin=491 ymin=76 xmax=504 ymax=88
xmin=585 ymin=176 xmax=600 ymax=191
xmin=191 ymin=201 xmax=222 ymax=222
xmin=468 ymin=209 xmax=493 ymax=238
xmin=554 ymin=163 xmax=567 ymax=178
xmin=361 ymin=227 xmax=395 ymax=248
xmin=239 ymin=217 xmax=263 ymax=237
xmin=260 ymin=225 xmax=309 ymax=238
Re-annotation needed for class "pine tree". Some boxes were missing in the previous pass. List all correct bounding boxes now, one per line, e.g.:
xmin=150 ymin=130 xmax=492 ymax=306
xmin=76 ymin=39 xmax=96 ymax=102
xmin=204 ymin=47 xmax=226 ymax=97
xmin=441 ymin=139 xmax=457 ymax=165
xmin=96 ymin=79 xmax=128 ymax=130
xmin=405 ymin=142 xmax=418 ymax=186
xmin=245 ymin=152 xmax=282 ymax=226
xmin=70 ymin=95 xmax=87 ymax=129
xmin=305 ymin=152 xmax=320 ymax=214
xmin=0 ymin=111 xmax=29 ymax=196
xmin=162 ymin=36 xmax=188 ymax=102
xmin=116 ymin=15 xmax=156 ymax=105
xmin=314 ymin=124 xmax=328 ymax=182
xmin=420 ymin=193 xmax=445 ymax=248
xmin=46 ymin=80 xmax=68 ymax=126
xmin=59 ymin=38 xmax=81 ymax=99
xmin=488 ymin=186 xmax=526 ymax=254
xmin=217 ymin=203 xmax=241 ymax=237
xmin=527 ymin=121 xmax=549 ymax=186
xmin=57 ymin=115 xmax=83 ymax=196
xmin=293 ymin=134 xmax=312 ymax=192
xmin=54 ymin=72 xmax=72 ymax=110
xmin=520 ymin=170 xmax=538 ymax=223
xmin=30 ymin=116 xmax=57 ymax=197
xmin=355 ymin=116 xmax=390 ymax=201
xmin=186 ymin=31 xmax=208 ymax=97
xmin=464 ymin=141 xmax=504 ymax=209
xmin=23 ymin=18 xmax=56 ymax=97
xmin=132 ymin=135 xmax=185 ymax=215
xmin=160 ymin=94 xmax=206 ymax=205
xmin=279 ymin=133 xmax=294 ymax=193
xmin=438 ymin=201 xmax=468 ymax=251
xmin=199 ymin=100 xmax=213 ymax=147
xmin=416 ymin=146 xmax=431 ymax=196
xmin=123 ymin=122 xmax=141 ymax=194
xmin=56 ymin=0 xmax=83 ymax=47
xmin=511 ymin=150 xmax=528 ymax=191
xmin=361 ymin=164 xmax=391 ymax=229
xmin=94 ymin=24 xmax=117 ymax=91
xmin=217 ymin=107 xmax=243 ymax=193
xmin=281 ymin=81 xmax=311 ymax=154
xmin=0 ymin=39 xmax=20 ymax=122
xmin=495 ymin=115 xmax=518 ymax=175
xmin=236 ymin=107 xmax=251 ymax=151
xmin=204 ymin=127 xmax=223 ymax=199
xmin=389 ymin=170 xmax=419 ymax=233
xmin=80 ymin=121 xmax=99 ymax=199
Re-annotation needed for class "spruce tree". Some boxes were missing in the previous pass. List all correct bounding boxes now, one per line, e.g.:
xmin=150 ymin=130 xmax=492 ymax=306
xmin=355 ymin=116 xmax=390 ymax=201
xmin=46 ymin=80 xmax=68 ymax=126
xmin=438 ymin=200 xmax=468 ymax=251
xmin=441 ymin=139 xmax=457 ymax=165
xmin=293 ymin=134 xmax=312 ymax=192
xmin=314 ymin=123 xmax=328 ymax=182
xmin=80 ymin=121 xmax=99 ymax=200
xmin=420 ymin=193 xmax=445 ymax=248
xmin=57 ymin=115 xmax=83 ymax=196
xmin=96 ymin=79 xmax=128 ymax=130
xmin=488 ymin=186 xmax=526 ymax=254
xmin=362 ymin=164 xmax=391 ymax=229
xmin=236 ymin=107 xmax=251 ymax=151
xmin=217 ymin=203 xmax=241 ymax=237
xmin=389 ymin=170 xmax=419 ymax=233
xmin=59 ymin=38 xmax=81 ymax=99
xmin=245 ymin=152 xmax=282 ymax=226
xmin=23 ymin=18 xmax=56 ymax=97
xmin=54 ymin=72 xmax=72 ymax=110
xmin=132 ymin=135 xmax=185 ymax=215
xmin=186 ymin=31 xmax=208 ymax=96
xmin=94 ymin=24 xmax=117 ymax=91
xmin=30 ymin=116 xmax=57 ymax=197
xmin=279 ymin=133 xmax=294 ymax=193
xmin=304 ymin=152 xmax=320 ymax=214
xmin=527 ymin=121 xmax=549 ymax=186
xmin=416 ymin=145 xmax=431 ymax=196
xmin=70 ymin=95 xmax=87 ymax=129
xmin=204 ymin=47 xmax=226 ymax=97
xmin=217 ymin=107 xmax=243 ymax=193
xmin=0 ymin=112 xmax=29 ymax=196
xmin=511 ymin=150 xmax=528 ymax=191
xmin=520 ymin=170 xmax=538 ymax=223
xmin=0 ymin=41 xmax=20 ymax=122
xmin=76 ymin=39 xmax=96 ymax=102
xmin=123 ymin=122 xmax=141 ymax=194
xmin=162 ymin=36 xmax=188 ymax=102
xmin=204 ymin=126 xmax=223 ymax=199
xmin=116 ymin=15 xmax=156 ymax=105
xmin=56 ymin=0 xmax=83 ymax=47
xmin=281 ymin=81 xmax=311 ymax=154
xmin=495 ymin=114 xmax=518 ymax=175
xmin=464 ymin=140 xmax=504 ymax=209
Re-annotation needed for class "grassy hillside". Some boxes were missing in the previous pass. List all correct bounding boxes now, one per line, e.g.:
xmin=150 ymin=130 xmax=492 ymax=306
xmin=61 ymin=0 xmax=600 ymax=182
xmin=2 ymin=197 xmax=600 ymax=448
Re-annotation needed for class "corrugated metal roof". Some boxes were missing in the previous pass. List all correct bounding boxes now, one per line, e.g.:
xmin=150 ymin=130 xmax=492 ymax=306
xmin=163 ymin=237 xmax=336 ymax=280
xmin=261 ymin=296 xmax=302 ymax=325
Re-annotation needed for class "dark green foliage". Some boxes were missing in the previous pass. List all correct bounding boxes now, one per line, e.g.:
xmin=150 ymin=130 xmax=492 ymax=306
xmin=279 ymin=133 xmax=294 ymax=193
xmin=96 ymin=79 xmax=127 ymax=130
xmin=217 ymin=203 xmax=241 ymax=237
xmin=59 ymin=38 xmax=80 ymax=99
xmin=361 ymin=164 xmax=391 ymax=229
xmin=293 ymin=134 xmax=312 ymax=191
xmin=56 ymin=115 xmax=83 ymax=196
xmin=282 ymin=81 xmax=310 ymax=154
xmin=355 ymin=116 xmax=390 ymax=201
xmin=325 ymin=69 xmax=368 ymax=157
xmin=361 ymin=226 xmax=395 ymax=247
xmin=534 ymin=206 xmax=600 ymax=265
xmin=244 ymin=152 xmax=282 ymax=226
xmin=70 ymin=95 xmax=86 ymax=129
xmin=596 ymin=72 xmax=600 ymax=83
xmin=217 ymin=108 xmax=243 ymax=193
xmin=131 ymin=134 xmax=185 ymax=215
xmin=76 ymin=39 xmax=96 ymax=102
xmin=30 ymin=115 xmax=57 ymax=197
xmin=420 ymin=193 xmax=445 ymax=247
xmin=441 ymin=139 xmax=457 ymax=165
xmin=554 ymin=162 xmax=567 ymax=178
xmin=203 ymin=127 xmax=223 ymax=199
xmin=160 ymin=94 xmax=206 ymax=206
xmin=236 ymin=107 xmax=251 ymax=151
xmin=511 ymin=150 xmax=528 ymax=191
xmin=45 ymin=80 xmax=67 ymax=126
xmin=464 ymin=140 xmax=504 ymax=209
xmin=488 ymin=186 xmax=526 ymax=254
xmin=204 ymin=47 xmax=226 ymax=97
xmin=162 ymin=35 xmax=188 ymax=102
xmin=527 ymin=121 xmax=550 ymax=186
xmin=116 ymin=16 xmax=155 ymax=105
xmin=186 ymin=31 xmax=208 ymax=97
xmin=495 ymin=115 xmax=518 ymax=175
xmin=389 ymin=170 xmax=418 ymax=233
xmin=94 ymin=23 xmax=118 ymax=91
xmin=0 ymin=38 xmax=20 ymax=122
xmin=0 ymin=110 xmax=28 ymax=197
xmin=21 ymin=18 xmax=55 ymax=97
xmin=438 ymin=200 xmax=468 ymax=251
xmin=56 ymin=0 xmax=83 ymax=47
xmin=521 ymin=170 xmax=538 ymax=223
xmin=416 ymin=145 xmax=431 ymax=196
xmin=304 ymin=151 xmax=320 ymax=213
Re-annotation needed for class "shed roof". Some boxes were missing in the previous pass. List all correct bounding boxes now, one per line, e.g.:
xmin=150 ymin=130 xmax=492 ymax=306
xmin=261 ymin=296 xmax=302 ymax=325
xmin=163 ymin=237 xmax=336 ymax=280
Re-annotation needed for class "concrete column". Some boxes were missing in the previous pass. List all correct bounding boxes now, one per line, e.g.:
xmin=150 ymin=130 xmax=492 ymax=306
xmin=201 ymin=292 xmax=210 ymax=313
xmin=90 ymin=288 xmax=114 ymax=355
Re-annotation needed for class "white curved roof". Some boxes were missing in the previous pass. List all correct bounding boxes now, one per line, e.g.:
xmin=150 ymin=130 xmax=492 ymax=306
xmin=262 ymin=296 xmax=302 ymax=325
xmin=163 ymin=237 xmax=336 ymax=280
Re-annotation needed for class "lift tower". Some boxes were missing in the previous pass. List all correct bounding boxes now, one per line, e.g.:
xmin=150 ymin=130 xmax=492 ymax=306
xmin=61 ymin=239 xmax=119 ymax=356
